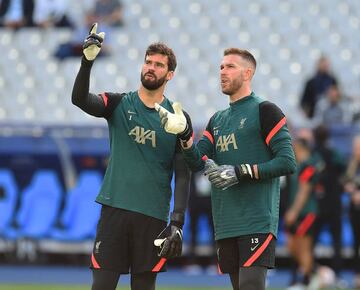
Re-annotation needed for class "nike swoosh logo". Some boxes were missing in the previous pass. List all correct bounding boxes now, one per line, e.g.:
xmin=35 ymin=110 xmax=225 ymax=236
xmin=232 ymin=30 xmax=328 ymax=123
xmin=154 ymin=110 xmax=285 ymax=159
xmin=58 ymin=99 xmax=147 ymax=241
xmin=176 ymin=230 xmax=183 ymax=240
xmin=213 ymin=126 xmax=221 ymax=130
xmin=128 ymin=110 xmax=137 ymax=114
xmin=250 ymin=243 xmax=260 ymax=251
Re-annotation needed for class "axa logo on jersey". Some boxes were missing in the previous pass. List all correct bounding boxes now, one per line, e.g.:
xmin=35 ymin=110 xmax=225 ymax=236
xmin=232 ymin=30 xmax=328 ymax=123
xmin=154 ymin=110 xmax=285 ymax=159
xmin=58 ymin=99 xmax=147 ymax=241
xmin=129 ymin=126 xmax=156 ymax=148
xmin=216 ymin=133 xmax=238 ymax=152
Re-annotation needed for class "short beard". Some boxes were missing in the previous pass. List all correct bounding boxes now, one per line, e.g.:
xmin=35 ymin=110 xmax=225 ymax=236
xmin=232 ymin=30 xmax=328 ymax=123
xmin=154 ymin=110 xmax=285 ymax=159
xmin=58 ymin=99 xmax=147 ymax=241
xmin=141 ymin=72 xmax=167 ymax=90
xmin=222 ymin=79 xmax=243 ymax=96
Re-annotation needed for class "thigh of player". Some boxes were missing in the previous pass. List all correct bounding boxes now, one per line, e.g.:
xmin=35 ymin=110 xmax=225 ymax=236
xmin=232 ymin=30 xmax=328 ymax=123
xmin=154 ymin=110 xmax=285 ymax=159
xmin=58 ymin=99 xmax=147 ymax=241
xmin=216 ymin=233 xmax=276 ymax=274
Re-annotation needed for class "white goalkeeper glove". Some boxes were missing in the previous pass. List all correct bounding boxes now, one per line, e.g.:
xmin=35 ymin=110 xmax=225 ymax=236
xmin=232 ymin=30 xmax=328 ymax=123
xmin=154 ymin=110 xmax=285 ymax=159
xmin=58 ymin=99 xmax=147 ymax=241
xmin=154 ymin=102 xmax=193 ymax=142
xmin=155 ymin=102 xmax=186 ymax=134
xmin=83 ymin=23 xmax=105 ymax=61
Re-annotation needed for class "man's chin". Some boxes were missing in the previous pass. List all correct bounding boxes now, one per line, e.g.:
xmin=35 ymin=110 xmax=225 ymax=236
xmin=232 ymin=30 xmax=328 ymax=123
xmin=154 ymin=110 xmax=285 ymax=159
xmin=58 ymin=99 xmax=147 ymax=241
xmin=141 ymin=80 xmax=158 ymax=90
xmin=221 ymin=89 xmax=232 ymax=96
xmin=142 ymin=83 xmax=160 ymax=90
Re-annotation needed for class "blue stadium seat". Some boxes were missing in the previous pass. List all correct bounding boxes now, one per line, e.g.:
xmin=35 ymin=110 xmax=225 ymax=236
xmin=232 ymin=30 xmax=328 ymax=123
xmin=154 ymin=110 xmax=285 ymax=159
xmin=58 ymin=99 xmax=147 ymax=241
xmin=342 ymin=215 xmax=353 ymax=247
xmin=197 ymin=215 xmax=213 ymax=245
xmin=4 ymin=170 xmax=62 ymax=240
xmin=49 ymin=170 xmax=102 ymax=241
xmin=0 ymin=169 xmax=18 ymax=235
xmin=317 ymin=227 xmax=332 ymax=246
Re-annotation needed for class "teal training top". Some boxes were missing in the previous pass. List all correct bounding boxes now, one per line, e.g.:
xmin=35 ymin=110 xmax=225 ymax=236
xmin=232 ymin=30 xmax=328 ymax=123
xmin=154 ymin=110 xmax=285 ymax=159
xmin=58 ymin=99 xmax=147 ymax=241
xmin=183 ymin=92 xmax=296 ymax=240
xmin=96 ymin=91 xmax=180 ymax=222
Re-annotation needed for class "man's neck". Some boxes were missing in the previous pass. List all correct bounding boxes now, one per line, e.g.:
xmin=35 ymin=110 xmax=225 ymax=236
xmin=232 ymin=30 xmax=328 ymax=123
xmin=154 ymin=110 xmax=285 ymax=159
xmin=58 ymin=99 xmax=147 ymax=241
xmin=138 ymin=85 xmax=165 ymax=108
xmin=229 ymin=87 xmax=252 ymax=103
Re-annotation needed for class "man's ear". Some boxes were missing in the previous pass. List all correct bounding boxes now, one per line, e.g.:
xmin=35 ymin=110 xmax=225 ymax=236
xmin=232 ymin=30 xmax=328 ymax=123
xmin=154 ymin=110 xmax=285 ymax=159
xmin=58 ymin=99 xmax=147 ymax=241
xmin=244 ymin=67 xmax=253 ymax=81
xmin=166 ymin=71 xmax=174 ymax=81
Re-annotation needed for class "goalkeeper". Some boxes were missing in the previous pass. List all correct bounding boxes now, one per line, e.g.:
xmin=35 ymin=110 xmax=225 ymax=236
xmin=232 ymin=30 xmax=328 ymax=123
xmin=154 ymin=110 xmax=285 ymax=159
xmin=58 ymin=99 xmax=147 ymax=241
xmin=156 ymin=48 xmax=296 ymax=290
xmin=72 ymin=23 xmax=192 ymax=290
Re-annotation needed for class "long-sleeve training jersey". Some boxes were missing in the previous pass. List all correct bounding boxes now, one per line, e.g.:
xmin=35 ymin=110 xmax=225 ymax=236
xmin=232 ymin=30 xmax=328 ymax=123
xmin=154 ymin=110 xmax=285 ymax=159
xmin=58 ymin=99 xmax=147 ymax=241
xmin=72 ymin=58 xmax=190 ymax=222
xmin=183 ymin=92 xmax=296 ymax=240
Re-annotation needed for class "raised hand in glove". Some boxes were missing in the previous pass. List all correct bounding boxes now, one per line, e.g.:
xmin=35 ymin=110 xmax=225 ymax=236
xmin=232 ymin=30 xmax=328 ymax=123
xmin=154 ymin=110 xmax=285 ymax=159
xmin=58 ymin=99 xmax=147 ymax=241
xmin=154 ymin=102 xmax=193 ymax=142
xmin=204 ymin=160 xmax=255 ymax=190
xmin=83 ymin=23 xmax=105 ymax=61
xmin=154 ymin=224 xmax=183 ymax=259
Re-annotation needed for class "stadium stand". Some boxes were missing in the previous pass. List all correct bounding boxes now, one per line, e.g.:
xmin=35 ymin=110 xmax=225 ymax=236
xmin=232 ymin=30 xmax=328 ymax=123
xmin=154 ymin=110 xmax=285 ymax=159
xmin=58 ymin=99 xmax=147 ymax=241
xmin=48 ymin=170 xmax=102 ymax=241
xmin=0 ymin=170 xmax=18 ymax=254
xmin=4 ymin=170 xmax=62 ymax=240
xmin=0 ymin=0 xmax=358 ymax=126
xmin=0 ymin=169 xmax=18 ymax=236
xmin=37 ymin=170 xmax=102 ymax=255
xmin=0 ymin=0 xmax=359 ymax=268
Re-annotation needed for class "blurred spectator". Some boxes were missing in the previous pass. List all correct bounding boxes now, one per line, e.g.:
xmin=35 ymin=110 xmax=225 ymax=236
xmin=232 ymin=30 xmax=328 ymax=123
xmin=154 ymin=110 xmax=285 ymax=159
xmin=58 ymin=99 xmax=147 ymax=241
xmin=300 ymin=56 xmax=337 ymax=119
xmin=285 ymin=137 xmax=324 ymax=289
xmin=33 ymin=0 xmax=73 ymax=28
xmin=344 ymin=135 xmax=360 ymax=289
xmin=85 ymin=0 xmax=124 ymax=28
xmin=313 ymin=84 xmax=353 ymax=126
xmin=0 ymin=0 xmax=34 ymax=28
xmin=312 ymin=125 xmax=346 ymax=275
xmin=54 ymin=0 xmax=123 ymax=60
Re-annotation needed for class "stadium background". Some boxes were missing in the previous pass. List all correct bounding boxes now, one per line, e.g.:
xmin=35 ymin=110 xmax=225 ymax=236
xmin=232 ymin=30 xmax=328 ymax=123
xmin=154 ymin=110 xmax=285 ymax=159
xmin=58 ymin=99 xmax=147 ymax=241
xmin=0 ymin=0 xmax=359 ymax=289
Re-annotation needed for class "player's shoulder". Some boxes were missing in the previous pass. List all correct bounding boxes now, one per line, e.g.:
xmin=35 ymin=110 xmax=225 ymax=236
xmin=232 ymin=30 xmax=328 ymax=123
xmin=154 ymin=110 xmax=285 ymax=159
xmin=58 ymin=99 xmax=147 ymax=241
xmin=257 ymin=96 xmax=284 ymax=114
xmin=111 ymin=90 xmax=137 ymax=107
xmin=103 ymin=91 xmax=130 ymax=101
xmin=310 ymin=152 xmax=325 ymax=170
xmin=122 ymin=90 xmax=136 ymax=100
xmin=251 ymin=93 xmax=267 ymax=104
xmin=258 ymin=99 xmax=285 ymax=123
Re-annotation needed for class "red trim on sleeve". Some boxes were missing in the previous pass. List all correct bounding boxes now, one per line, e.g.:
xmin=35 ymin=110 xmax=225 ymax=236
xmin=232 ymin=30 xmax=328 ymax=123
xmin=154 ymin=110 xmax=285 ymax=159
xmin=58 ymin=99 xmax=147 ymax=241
xmin=91 ymin=254 xmax=100 ymax=269
xmin=203 ymin=130 xmax=214 ymax=144
xmin=243 ymin=234 xmax=273 ymax=267
xmin=152 ymin=258 xmax=167 ymax=272
xmin=296 ymin=213 xmax=316 ymax=236
xmin=299 ymin=166 xmax=315 ymax=183
xmin=101 ymin=92 xmax=108 ymax=107
xmin=265 ymin=117 xmax=286 ymax=145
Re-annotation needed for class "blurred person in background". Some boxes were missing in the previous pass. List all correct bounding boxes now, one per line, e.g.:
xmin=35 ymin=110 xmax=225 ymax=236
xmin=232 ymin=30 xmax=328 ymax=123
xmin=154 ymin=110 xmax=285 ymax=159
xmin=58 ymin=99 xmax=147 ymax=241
xmin=285 ymin=137 xmax=324 ymax=290
xmin=33 ymin=0 xmax=73 ymax=28
xmin=54 ymin=0 xmax=123 ymax=60
xmin=156 ymin=48 xmax=296 ymax=290
xmin=300 ymin=55 xmax=338 ymax=119
xmin=343 ymin=135 xmax=360 ymax=289
xmin=312 ymin=125 xmax=346 ymax=278
xmin=85 ymin=0 xmax=124 ymax=28
xmin=312 ymin=84 xmax=353 ymax=127
xmin=0 ymin=0 xmax=33 ymax=28
xmin=72 ymin=24 xmax=191 ymax=290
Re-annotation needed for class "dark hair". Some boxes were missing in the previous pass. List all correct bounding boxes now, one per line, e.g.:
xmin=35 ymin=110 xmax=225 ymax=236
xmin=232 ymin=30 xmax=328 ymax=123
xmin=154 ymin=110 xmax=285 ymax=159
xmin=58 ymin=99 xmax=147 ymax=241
xmin=224 ymin=48 xmax=257 ymax=70
xmin=145 ymin=42 xmax=177 ymax=72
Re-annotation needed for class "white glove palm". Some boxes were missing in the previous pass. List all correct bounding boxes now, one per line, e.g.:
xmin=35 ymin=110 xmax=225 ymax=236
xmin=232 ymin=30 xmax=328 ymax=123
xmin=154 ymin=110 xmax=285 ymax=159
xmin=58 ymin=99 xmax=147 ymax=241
xmin=155 ymin=102 xmax=187 ymax=134
xmin=83 ymin=23 xmax=105 ymax=61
